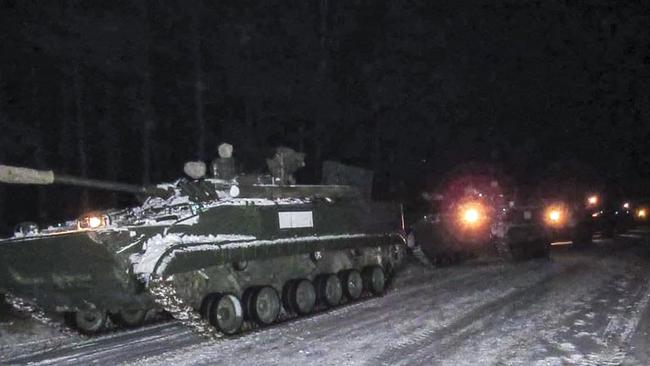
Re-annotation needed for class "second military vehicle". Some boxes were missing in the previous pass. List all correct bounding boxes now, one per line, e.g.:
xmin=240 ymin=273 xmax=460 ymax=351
xmin=408 ymin=173 xmax=551 ymax=265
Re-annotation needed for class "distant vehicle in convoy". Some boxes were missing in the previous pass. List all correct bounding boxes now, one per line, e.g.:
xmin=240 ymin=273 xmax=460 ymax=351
xmin=631 ymin=200 xmax=649 ymax=226
xmin=546 ymin=192 xmax=635 ymax=246
xmin=590 ymin=198 xmax=631 ymax=237
xmin=0 ymin=145 xmax=405 ymax=335
xmin=407 ymin=173 xmax=551 ymax=265
xmin=541 ymin=195 xmax=595 ymax=248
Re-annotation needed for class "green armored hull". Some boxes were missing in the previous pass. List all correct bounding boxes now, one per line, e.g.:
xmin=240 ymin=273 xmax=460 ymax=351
xmin=0 ymin=230 xmax=154 ymax=313
xmin=0 ymin=161 xmax=405 ymax=335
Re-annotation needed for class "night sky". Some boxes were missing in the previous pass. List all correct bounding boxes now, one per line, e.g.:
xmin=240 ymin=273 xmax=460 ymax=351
xmin=0 ymin=0 xmax=649 ymax=233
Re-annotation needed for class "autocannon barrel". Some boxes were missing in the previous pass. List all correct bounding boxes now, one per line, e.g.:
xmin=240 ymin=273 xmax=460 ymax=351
xmin=0 ymin=165 xmax=171 ymax=198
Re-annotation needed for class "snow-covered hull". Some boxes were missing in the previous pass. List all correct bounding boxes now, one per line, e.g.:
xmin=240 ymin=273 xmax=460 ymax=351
xmin=0 ymin=193 xmax=406 ymax=335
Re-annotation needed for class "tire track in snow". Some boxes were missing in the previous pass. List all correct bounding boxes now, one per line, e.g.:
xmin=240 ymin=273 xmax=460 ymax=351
xmin=4 ymin=322 xmax=194 ymax=365
xmin=369 ymin=262 xmax=586 ymax=366
xmin=438 ymin=243 xmax=650 ymax=366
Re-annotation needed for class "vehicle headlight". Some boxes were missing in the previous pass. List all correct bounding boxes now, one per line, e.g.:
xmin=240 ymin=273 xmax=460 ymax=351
xmin=78 ymin=214 xmax=109 ymax=230
xmin=637 ymin=208 xmax=647 ymax=219
xmin=544 ymin=204 xmax=568 ymax=228
xmin=457 ymin=201 xmax=487 ymax=229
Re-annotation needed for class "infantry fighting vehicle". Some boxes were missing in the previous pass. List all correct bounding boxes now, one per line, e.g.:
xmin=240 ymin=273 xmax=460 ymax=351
xmin=0 ymin=147 xmax=405 ymax=335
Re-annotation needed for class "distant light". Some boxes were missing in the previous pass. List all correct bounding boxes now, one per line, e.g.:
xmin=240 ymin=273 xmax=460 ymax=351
xmin=638 ymin=209 xmax=647 ymax=219
xmin=623 ymin=202 xmax=630 ymax=209
xmin=587 ymin=195 xmax=599 ymax=206
xmin=592 ymin=212 xmax=600 ymax=218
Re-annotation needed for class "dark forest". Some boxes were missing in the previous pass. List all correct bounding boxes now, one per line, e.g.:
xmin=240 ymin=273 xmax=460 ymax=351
xmin=0 ymin=0 xmax=649 ymax=234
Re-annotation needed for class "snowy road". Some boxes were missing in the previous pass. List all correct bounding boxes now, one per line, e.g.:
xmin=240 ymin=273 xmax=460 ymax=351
xmin=3 ymin=232 xmax=650 ymax=365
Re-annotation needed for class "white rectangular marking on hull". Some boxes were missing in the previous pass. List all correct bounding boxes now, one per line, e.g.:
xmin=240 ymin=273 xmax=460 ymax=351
xmin=278 ymin=211 xmax=314 ymax=229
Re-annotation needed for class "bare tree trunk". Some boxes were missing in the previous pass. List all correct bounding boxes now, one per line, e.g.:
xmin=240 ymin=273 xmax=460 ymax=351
xmin=73 ymin=65 xmax=89 ymax=208
xmin=59 ymin=77 xmax=74 ymax=173
xmin=372 ymin=117 xmax=382 ymax=173
xmin=31 ymin=67 xmax=49 ymax=221
xmin=190 ymin=1 xmax=206 ymax=160
xmin=0 ymin=71 xmax=6 ymax=233
xmin=141 ymin=2 xmax=154 ymax=184
xmin=100 ymin=81 xmax=119 ymax=206
xmin=312 ymin=0 xmax=329 ymax=179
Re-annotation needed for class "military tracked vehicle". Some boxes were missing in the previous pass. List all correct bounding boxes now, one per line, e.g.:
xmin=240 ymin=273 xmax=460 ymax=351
xmin=0 ymin=147 xmax=405 ymax=335
xmin=541 ymin=198 xmax=594 ymax=248
xmin=408 ymin=176 xmax=551 ymax=265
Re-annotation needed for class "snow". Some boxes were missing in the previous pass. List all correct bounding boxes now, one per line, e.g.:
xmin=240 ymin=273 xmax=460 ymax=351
xmin=131 ymin=232 xmax=378 ymax=279
xmin=3 ymin=235 xmax=650 ymax=366
xmin=130 ymin=233 xmax=257 ymax=279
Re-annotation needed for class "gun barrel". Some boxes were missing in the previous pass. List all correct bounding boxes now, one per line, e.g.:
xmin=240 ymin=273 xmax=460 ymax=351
xmin=0 ymin=165 xmax=55 ymax=185
xmin=0 ymin=165 xmax=170 ymax=198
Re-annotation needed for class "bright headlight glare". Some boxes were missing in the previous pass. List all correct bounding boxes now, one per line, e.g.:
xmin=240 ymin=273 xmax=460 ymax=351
xmin=78 ymin=214 xmax=108 ymax=230
xmin=88 ymin=216 xmax=102 ymax=228
xmin=463 ymin=208 xmax=480 ymax=223
xmin=544 ymin=204 xmax=568 ymax=227
xmin=457 ymin=201 xmax=486 ymax=229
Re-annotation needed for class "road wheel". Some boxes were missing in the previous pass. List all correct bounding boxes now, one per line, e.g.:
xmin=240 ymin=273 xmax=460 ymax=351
xmin=68 ymin=309 xmax=106 ymax=334
xmin=340 ymin=270 xmax=363 ymax=300
xmin=284 ymin=279 xmax=316 ymax=315
xmin=247 ymin=286 xmax=280 ymax=326
xmin=208 ymin=294 xmax=244 ymax=335
xmin=110 ymin=308 xmax=147 ymax=328
xmin=316 ymin=274 xmax=343 ymax=307
xmin=200 ymin=293 xmax=221 ymax=319
xmin=363 ymin=266 xmax=386 ymax=296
